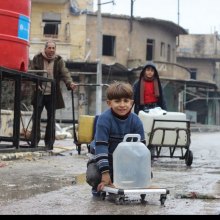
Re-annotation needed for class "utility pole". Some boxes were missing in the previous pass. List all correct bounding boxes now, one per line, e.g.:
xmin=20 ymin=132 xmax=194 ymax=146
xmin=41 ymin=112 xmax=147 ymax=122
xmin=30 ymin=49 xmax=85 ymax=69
xmin=96 ymin=0 xmax=114 ymax=114
xmin=177 ymin=0 xmax=180 ymax=46
xmin=96 ymin=0 xmax=103 ymax=115
xmin=177 ymin=0 xmax=180 ymax=26
xmin=130 ymin=0 xmax=135 ymax=32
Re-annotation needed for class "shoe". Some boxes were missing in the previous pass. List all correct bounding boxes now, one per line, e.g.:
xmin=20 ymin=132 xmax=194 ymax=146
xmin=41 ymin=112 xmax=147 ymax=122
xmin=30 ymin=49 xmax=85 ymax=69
xmin=45 ymin=144 xmax=53 ymax=150
xmin=29 ymin=145 xmax=36 ymax=148
xmin=91 ymin=187 xmax=100 ymax=197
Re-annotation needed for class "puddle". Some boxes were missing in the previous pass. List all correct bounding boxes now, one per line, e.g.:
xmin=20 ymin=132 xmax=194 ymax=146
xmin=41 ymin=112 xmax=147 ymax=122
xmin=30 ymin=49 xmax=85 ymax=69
xmin=0 ymin=172 xmax=87 ymax=203
xmin=0 ymin=175 xmax=73 ymax=201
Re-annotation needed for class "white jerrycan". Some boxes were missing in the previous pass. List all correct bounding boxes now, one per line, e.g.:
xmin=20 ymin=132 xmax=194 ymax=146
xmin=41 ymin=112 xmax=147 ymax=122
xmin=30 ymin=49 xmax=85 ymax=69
xmin=113 ymin=134 xmax=151 ymax=189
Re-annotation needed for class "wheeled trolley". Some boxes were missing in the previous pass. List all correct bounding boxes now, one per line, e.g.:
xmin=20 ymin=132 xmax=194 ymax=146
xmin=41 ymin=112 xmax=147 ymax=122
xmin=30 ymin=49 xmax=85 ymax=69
xmin=75 ymin=114 xmax=96 ymax=155
xmin=101 ymin=186 xmax=169 ymax=205
xmin=71 ymin=90 xmax=96 ymax=155
xmin=138 ymin=109 xmax=193 ymax=166
xmin=98 ymin=134 xmax=170 ymax=206
xmin=71 ymin=84 xmax=109 ymax=154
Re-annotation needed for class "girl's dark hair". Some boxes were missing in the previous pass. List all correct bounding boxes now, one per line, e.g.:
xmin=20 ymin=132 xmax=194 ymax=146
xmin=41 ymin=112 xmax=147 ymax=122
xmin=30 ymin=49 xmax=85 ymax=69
xmin=106 ymin=81 xmax=133 ymax=100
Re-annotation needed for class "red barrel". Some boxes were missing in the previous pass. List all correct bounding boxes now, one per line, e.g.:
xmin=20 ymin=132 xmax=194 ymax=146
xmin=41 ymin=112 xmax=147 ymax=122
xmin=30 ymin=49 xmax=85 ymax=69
xmin=0 ymin=0 xmax=31 ymax=72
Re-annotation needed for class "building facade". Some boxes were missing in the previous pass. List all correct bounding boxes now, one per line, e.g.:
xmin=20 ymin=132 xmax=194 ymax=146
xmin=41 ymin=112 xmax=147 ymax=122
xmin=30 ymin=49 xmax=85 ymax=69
xmin=30 ymin=0 xmax=191 ymax=119
xmin=177 ymin=34 xmax=220 ymax=124
xmin=28 ymin=0 xmax=220 ymax=125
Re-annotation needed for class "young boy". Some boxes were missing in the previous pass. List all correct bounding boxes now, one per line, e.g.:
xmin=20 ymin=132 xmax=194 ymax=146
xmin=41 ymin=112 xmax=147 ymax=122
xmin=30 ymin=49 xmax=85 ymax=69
xmin=133 ymin=61 xmax=167 ymax=114
xmin=86 ymin=81 xmax=146 ymax=195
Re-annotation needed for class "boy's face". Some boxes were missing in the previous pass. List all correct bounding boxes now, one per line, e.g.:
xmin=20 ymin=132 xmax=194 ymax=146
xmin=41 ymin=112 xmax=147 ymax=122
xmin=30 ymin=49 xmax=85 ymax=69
xmin=144 ymin=66 xmax=155 ymax=78
xmin=107 ymin=98 xmax=134 ymax=116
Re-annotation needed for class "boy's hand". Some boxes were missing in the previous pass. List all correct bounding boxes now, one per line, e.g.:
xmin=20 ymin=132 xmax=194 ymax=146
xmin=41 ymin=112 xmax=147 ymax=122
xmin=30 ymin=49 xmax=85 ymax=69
xmin=97 ymin=171 xmax=114 ymax=191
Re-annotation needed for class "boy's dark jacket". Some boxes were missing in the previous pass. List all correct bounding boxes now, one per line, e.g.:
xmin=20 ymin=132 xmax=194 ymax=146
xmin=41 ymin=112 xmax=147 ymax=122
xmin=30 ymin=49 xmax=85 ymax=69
xmin=133 ymin=62 xmax=167 ymax=114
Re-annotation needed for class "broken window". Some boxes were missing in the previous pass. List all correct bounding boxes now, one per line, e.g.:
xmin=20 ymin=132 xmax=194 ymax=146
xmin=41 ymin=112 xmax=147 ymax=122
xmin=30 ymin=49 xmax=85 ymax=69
xmin=42 ymin=12 xmax=61 ymax=38
xmin=189 ymin=68 xmax=197 ymax=80
xmin=103 ymin=35 xmax=115 ymax=56
xmin=160 ymin=42 xmax=165 ymax=58
xmin=146 ymin=39 xmax=155 ymax=61
xmin=167 ymin=44 xmax=171 ymax=62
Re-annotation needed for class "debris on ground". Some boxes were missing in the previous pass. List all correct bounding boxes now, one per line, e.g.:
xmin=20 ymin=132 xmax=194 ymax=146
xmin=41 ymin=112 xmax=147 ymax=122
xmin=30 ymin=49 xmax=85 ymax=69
xmin=0 ymin=162 xmax=7 ymax=168
xmin=175 ymin=192 xmax=220 ymax=199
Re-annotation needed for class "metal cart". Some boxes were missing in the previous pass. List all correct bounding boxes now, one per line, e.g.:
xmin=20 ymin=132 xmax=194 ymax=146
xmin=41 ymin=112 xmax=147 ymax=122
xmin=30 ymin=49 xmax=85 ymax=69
xmin=71 ymin=84 xmax=109 ymax=155
xmin=97 ymin=134 xmax=170 ymax=206
xmin=138 ymin=110 xmax=193 ymax=166
xmin=71 ymin=90 xmax=92 ymax=155
xmin=101 ymin=186 xmax=169 ymax=206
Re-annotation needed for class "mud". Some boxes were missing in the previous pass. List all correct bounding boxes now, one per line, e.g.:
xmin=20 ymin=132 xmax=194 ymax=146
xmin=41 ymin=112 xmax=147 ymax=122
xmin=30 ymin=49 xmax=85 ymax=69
xmin=0 ymin=132 xmax=220 ymax=215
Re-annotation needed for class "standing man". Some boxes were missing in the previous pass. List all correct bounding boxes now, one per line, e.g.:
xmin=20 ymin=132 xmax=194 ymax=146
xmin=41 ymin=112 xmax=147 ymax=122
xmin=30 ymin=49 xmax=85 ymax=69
xmin=30 ymin=40 xmax=77 ymax=150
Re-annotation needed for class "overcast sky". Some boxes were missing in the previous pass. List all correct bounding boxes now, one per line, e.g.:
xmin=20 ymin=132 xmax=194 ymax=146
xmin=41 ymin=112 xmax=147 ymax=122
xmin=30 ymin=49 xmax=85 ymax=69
xmin=93 ymin=0 xmax=220 ymax=34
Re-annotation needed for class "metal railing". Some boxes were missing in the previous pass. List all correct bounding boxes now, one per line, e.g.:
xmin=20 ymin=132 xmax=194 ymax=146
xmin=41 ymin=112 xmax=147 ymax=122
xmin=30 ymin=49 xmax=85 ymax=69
xmin=0 ymin=67 xmax=55 ymax=150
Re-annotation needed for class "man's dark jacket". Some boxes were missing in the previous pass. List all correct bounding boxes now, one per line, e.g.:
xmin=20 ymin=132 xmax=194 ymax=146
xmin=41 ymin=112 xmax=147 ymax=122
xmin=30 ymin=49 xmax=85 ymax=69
xmin=31 ymin=53 xmax=73 ymax=109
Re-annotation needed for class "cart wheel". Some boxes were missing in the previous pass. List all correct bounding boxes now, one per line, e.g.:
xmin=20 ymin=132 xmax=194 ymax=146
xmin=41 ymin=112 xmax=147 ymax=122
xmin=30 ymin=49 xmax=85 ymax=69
xmin=76 ymin=144 xmax=81 ymax=155
xmin=160 ymin=194 xmax=167 ymax=206
xmin=185 ymin=150 xmax=193 ymax=166
xmin=100 ymin=191 xmax=106 ymax=200
xmin=115 ymin=197 xmax=125 ymax=205
xmin=87 ymin=144 xmax=90 ymax=153
xmin=140 ymin=194 xmax=146 ymax=204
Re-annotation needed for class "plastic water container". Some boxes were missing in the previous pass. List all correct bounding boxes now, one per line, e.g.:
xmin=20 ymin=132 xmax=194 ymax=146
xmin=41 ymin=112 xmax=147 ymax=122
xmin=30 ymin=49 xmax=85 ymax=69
xmin=0 ymin=0 xmax=31 ymax=72
xmin=138 ymin=108 xmax=187 ymax=145
xmin=113 ymin=134 xmax=151 ymax=189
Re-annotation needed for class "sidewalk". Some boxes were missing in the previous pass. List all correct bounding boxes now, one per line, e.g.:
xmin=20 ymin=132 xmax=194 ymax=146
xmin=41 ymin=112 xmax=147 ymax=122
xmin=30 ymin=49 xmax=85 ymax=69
xmin=0 ymin=139 xmax=81 ymax=161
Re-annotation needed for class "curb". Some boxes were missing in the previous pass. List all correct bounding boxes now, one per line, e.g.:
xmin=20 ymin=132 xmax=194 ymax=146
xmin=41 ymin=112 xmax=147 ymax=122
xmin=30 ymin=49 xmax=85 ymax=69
xmin=0 ymin=145 xmax=75 ymax=161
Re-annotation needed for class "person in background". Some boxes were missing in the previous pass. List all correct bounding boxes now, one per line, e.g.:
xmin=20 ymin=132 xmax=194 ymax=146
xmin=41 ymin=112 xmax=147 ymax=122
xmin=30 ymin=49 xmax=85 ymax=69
xmin=133 ymin=61 xmax=167 ymax=115
xmin=86 ymin=81 xmax=146 ymax=196
xmin=30 ymin=40 xmax=77 ymax=150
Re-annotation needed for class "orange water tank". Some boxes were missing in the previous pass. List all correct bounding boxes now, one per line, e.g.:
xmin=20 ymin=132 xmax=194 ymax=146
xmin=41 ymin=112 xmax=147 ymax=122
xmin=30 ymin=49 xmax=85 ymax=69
xmin=0 ymin=0 xmax=31 ymax=72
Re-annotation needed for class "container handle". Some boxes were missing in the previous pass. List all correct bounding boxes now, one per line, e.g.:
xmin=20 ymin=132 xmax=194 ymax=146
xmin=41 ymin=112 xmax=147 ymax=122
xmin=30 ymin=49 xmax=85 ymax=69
xmin=123 ymin=134 xmax=141 ymax=142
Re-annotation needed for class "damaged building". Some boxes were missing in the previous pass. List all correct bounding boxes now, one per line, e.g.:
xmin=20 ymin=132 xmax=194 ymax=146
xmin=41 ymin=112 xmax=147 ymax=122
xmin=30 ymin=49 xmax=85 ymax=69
xmin=20 ymin=0 xmax=220 ymax=125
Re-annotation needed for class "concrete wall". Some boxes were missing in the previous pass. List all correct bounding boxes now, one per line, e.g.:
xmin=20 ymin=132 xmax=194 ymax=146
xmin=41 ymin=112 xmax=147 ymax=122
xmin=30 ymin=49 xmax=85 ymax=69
xmin=30 ymin=1 xmax=92 ymax=61
xmin=30 ymin=2 xmax=180 ymax=70
xmin=86 ymin=15 xmax=131 ymax=65
xmin=177 ymin=34 xmax=220 ymax=57
xmin=86 ymin=15 xmax=178 ymax=67
xmin=177 ymin=58 xmax=215 ymax=83
xmin=129 ymin=21 xmax=177 ymax=64
xmin=177 ymin=34 xmax=220 ymax=85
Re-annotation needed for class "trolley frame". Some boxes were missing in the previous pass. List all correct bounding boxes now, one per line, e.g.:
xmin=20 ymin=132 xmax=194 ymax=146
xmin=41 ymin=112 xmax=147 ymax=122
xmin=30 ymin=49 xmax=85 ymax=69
xmin=101 ymin=186 xmax=170 ymax=205
xmin=148 ymin=119 xmax=193 ymax=166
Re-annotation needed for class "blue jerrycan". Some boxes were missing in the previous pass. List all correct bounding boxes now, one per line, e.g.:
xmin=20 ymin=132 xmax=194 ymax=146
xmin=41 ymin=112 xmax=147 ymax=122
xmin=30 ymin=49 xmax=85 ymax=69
xmin=113 ymin=134 xmax=151 ymax=189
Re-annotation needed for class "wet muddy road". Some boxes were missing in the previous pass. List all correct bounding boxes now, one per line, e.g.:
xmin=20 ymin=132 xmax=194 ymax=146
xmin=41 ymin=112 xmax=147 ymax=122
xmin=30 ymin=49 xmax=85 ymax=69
xmin=0 ymin=132 xmax=220 ymax=215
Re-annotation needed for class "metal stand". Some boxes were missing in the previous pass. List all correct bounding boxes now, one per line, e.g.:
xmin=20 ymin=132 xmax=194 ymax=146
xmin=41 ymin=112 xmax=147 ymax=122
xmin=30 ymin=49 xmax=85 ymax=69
xmin=0 ymin=66 xmax=54 ymax=151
